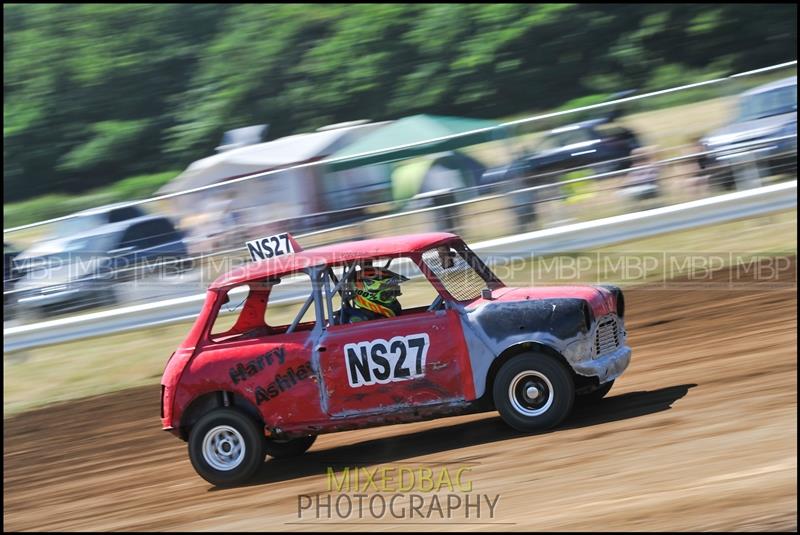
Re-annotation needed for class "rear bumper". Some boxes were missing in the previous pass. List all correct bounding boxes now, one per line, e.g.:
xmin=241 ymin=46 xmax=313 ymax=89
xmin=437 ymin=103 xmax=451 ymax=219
xmin=571 ymin=344 xmax=632 ymax=384
xmin=17 ymin=288 xmax=83 ymax=307
xmin=701 ymin=140 xmax=795 ymax=172
xmin=15 ymin=285 xmax=109 ymax=315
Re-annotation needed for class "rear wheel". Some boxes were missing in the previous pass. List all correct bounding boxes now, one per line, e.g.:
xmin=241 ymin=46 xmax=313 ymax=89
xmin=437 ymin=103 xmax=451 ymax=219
xmin=99 ymin=285 xmax=117 ymax=307
xmin=264 ymin=435 xmax=317 ymax=459
xmin=188 ymin=408 xmax=265 ymax=486
xmin=712 ymin=169 xmax=736 ymax=191
xmin=493 ymin=353 xmax=575 ymax=432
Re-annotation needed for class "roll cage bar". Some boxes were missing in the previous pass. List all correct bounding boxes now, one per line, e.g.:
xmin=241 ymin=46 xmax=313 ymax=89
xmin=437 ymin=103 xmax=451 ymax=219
xmin=212 ymin=240 xmax=501 ymax=338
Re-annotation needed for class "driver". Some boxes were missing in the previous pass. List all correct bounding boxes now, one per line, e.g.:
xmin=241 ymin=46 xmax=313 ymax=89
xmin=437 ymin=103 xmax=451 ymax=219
xmin=345 ymin=266 xmax=408 ymax=322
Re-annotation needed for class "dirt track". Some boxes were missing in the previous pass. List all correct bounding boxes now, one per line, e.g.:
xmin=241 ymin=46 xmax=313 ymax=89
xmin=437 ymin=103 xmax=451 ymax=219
xmin=4 ymin=260 xmax=797 ymax=531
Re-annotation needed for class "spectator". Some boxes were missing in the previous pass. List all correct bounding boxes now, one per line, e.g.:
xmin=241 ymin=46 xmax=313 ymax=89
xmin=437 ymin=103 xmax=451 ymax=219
xmin=203 ymin=188 xmax=242 ymax=252
xmin=683 ymin=138 xmax=711 ymax=198
xmin=619 ymin=146 xmax=661 ymax=204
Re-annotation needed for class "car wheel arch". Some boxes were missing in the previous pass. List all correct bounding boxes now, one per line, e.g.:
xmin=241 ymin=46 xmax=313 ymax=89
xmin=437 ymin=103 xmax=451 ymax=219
xmin=178 ymin=390 xmax=263 ymax=441
xmin=482 ymin=341 xmax=573 ymax=406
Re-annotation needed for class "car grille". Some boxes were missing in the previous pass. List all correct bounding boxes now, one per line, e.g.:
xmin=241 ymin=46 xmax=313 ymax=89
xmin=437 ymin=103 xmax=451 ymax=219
xmin=595 ymin=315 xmax=621 ymax=356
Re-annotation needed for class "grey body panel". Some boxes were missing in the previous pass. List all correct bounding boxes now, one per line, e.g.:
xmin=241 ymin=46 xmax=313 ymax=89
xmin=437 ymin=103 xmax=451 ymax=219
xmin=456 ymin=297 xmax=631 ymax=398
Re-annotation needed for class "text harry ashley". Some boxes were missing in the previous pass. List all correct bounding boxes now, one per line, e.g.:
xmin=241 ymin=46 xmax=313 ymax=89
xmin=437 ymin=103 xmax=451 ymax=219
xmin=254 ymin=361 xmax=313 ymax=405
xmin=228 ymin=347 xmax=311 ymax=405
xmin=229 ymin=347 xmax=286 ymax=384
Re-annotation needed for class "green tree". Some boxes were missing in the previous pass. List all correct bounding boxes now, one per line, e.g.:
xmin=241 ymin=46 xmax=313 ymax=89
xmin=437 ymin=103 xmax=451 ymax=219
xmin=3 ymin=4 xmax=796 ymax=203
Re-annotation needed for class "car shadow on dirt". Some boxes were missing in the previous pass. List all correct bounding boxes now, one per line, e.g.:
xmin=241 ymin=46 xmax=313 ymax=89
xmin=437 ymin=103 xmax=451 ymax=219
xmin=212 ymin=383 xmax=696 ymax=491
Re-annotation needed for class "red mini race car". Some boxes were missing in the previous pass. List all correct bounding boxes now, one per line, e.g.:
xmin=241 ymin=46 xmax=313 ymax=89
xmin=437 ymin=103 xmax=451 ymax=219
xmin=160 ymin=232 xmax=631 ymax=485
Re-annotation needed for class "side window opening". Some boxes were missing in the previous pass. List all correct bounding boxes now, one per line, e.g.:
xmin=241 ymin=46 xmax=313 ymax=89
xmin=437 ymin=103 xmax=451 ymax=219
xmin=119 ymin=223 xmax=147 ymax=249
xmin=563 ymin=128 xmax=595 ymax=146
xmin=150 ymin=218 xmax=178 ymax=244
xmin=210 ymin=284 xmax=260 ymax=342
xmin=323 ymin=257 xmax=441 ymax=326
xmin=264 ymin=272 xmax=317 ymax=334
xmin=209 ymin=277 xmax=293 ymax=342
xmin=390 ymin=258 xmax=440 ymax=312
xmin=536 ymin=133 xmax=559 ymax=152
xmin=119 ymin=219 xmax=177 ymax=251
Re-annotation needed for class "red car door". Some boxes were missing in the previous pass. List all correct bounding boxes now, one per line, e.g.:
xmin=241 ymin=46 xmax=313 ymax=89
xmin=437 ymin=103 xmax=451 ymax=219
xmin=318 ymin=308 xmax=474 ymax=418
xmin=188 ymin=329 xmax=326 ymax=427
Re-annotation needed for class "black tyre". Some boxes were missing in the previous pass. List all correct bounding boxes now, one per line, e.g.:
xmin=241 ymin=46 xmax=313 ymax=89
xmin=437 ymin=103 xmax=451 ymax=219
xmin=188 ymin=408 xmax=265 ymax=486
xmin=99 ymin=285 xmax=118 ymax=307
xmin=493 ymin=353 xmax=575 ymax=432
xmin=264 ymin=435 xmax=317 ymax=459
xmin=575 ymin=379 xmax=615 ymax=407
xmin=18 ymin=305 xmax=44 ymax=323
xmin=713 ymin=170 xmax=736 ymax=191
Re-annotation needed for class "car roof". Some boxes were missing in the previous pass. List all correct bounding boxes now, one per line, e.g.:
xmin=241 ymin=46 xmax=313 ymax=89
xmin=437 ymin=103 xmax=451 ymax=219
xmin=73 ymin=202 xmax=146 ymax=217
xmin=741 ymin=76 xmax=797 ymax=97
xmin=64 ymin=214 xmax=173 ymax=240
xmin=211 ymin=232 xmax=459 ymax=289
xmin=16 ymin=214 xmax=176 ymax=260
xmin=549 ymin=117 xmax=608 ymax=134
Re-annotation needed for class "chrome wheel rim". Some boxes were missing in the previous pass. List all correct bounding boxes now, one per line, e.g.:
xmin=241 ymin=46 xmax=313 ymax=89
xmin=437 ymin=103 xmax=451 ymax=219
xmin=202 ymin=425 xmax=245 ymax=471
xmin=509 ymin=371 xmax=554 ymax=417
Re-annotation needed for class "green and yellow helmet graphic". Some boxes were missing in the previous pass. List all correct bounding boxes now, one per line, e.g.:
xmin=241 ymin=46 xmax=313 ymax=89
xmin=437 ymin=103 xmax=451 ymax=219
xmin=352 ymin=266 xmax=409 ymax=317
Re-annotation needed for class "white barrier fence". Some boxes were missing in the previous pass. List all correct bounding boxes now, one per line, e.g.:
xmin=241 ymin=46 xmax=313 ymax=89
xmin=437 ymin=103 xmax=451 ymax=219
xmin=3 ymin=180 xmax=795 ymax=352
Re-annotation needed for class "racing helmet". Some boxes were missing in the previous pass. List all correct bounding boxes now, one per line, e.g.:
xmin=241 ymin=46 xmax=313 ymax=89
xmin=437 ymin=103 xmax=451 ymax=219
xmin=351 ymin=266 xmax=409 ymax=318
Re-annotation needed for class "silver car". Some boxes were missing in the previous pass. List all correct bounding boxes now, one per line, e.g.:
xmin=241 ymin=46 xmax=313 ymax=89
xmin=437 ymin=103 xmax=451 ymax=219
xmin=700 ymin=76 xmax=797 ymax=190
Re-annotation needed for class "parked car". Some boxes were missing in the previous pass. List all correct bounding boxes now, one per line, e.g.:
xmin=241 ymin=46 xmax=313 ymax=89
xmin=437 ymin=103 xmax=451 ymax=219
xmin=14 ymin=215 xmax=188 ymax=317
xmin=13 ymin=203 xmax=149 ymax=279
xmin=3 ymin=242 xmax=23 ymax=311
xmin=481 ymin=116 xmax=642 ymax=188
xmin=4 ymin=242 xmax=22 ymax=285
xmin=699 ymin=76 xmax=797 ymax=190
xmin=161 ymin=232 xmax=631 ymax=486
xmin=53 ymin=202 xmax=148 ymax=239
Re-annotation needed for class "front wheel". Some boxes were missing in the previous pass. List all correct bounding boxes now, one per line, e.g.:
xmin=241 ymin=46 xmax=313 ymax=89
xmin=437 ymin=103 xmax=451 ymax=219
xmin=188 ymin=408 xmax=265 ymax=486
xmin=264 ymin=435 xmax=317 ymax=459
xmin=493 ymin=353 xmax=575 ymax=432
